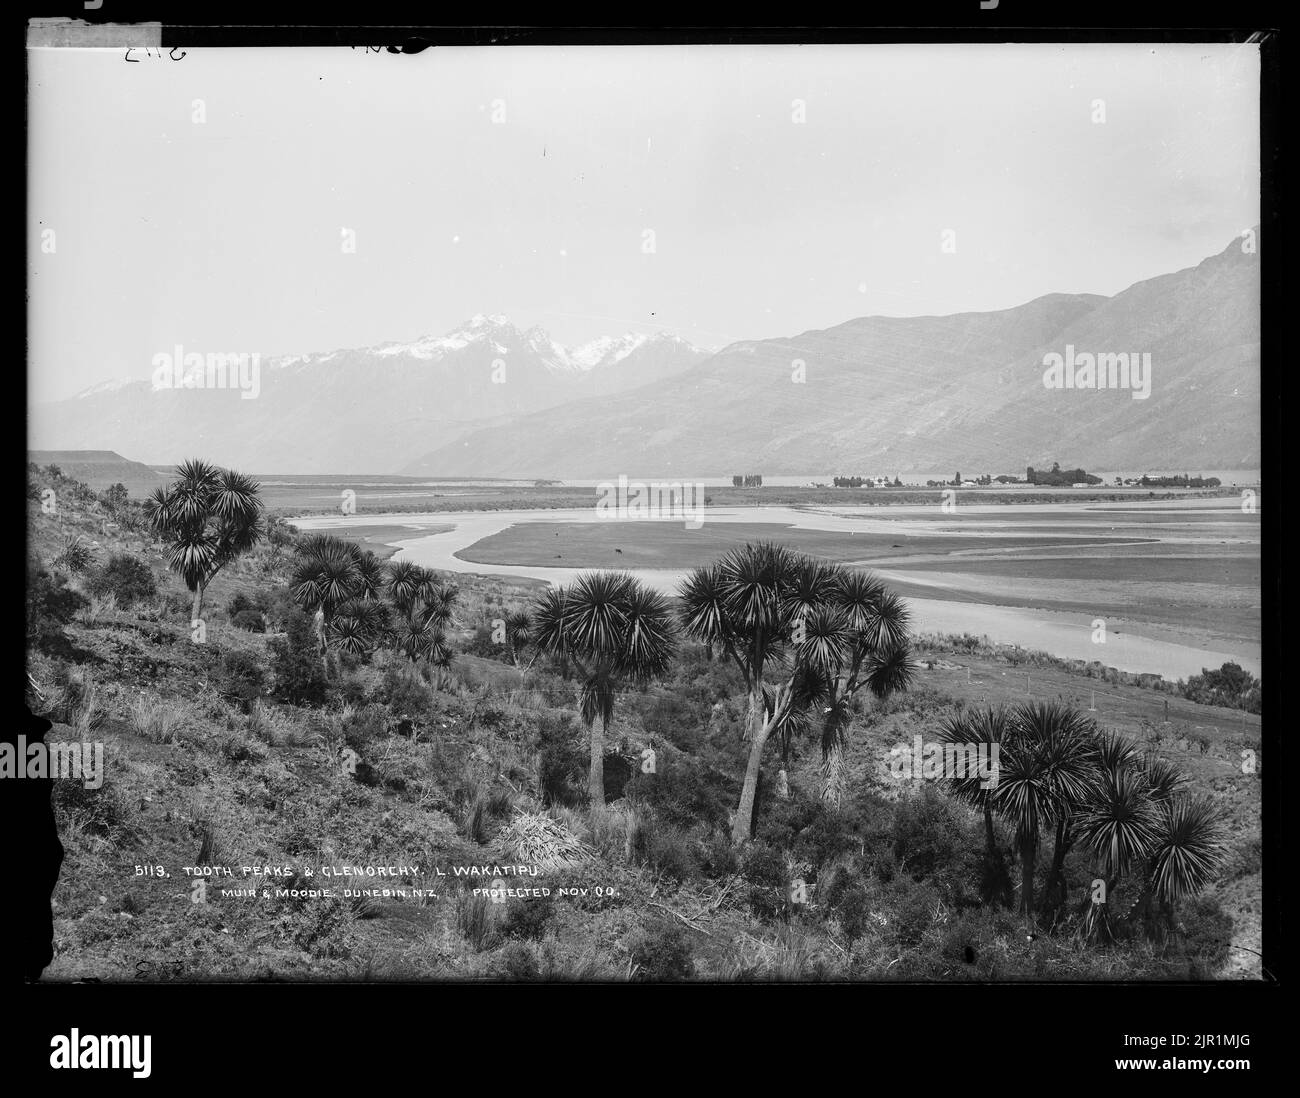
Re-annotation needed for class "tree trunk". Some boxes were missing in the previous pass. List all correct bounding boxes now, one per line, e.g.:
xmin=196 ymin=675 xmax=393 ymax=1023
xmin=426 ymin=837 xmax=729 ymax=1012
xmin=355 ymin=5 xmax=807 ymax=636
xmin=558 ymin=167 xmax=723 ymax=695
xmin=588 ymin=717 xmax=605 ymax=809
xmin=981 ymin=802 xmax=1013 ymax=909
xmin=732 ymin=717 xmax=770 ymax=844
xmin=821 ymin=742 xmax=845 ymax=807
xmin=1042 ymin=818 xmax=1072 ymax=916
xmin=1019 ymin=835 xmax=1036 ymax=916
xmin=1086 ymin=874 xmax=1124 ymax=943
xmin=190 ymin=584 xmax=205 ymax=625
xmin=744 ymin=686 xmax=762 ymax=741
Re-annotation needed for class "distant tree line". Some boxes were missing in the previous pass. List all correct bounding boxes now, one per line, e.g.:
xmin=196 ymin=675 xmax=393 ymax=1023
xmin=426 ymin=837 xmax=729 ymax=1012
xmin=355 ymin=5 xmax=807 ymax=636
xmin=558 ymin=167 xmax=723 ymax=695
xmin=732 ymin=474 xmax=763 ymax=488
xmin=832 ymin=475 xmax=903 ymax=488
xmin=1129 ymin=474 xmax=1223 ymax=489
xmin=1026 ymin=462 xmax=1102 ymax=486
xmin=922 ymin=473 xmax=1001 ymax=487
xmin=1177 ymin=662 xmax=1260 ymax=715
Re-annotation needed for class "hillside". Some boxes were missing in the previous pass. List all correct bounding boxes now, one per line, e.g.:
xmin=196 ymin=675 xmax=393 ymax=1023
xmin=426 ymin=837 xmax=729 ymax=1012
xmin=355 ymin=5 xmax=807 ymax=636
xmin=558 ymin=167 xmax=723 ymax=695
xmin=24 ymin=469 xmax=1261 ymax=982
xmin=407 ymin=231 xmax=1260 ymax=477
xmin=28 ymin=450 xmax=169 ymax=496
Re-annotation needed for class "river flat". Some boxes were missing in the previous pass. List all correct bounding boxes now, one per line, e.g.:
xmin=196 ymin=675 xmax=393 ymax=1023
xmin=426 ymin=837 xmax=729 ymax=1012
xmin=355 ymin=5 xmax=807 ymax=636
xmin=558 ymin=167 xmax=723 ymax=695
xmin=292 ymin=497 xmax=1260 ymax=680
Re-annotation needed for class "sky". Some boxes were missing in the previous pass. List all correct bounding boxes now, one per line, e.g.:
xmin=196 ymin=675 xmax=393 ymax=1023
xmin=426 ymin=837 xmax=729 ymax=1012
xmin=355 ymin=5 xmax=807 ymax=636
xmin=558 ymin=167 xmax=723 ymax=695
xmin=28 ymin=42 xmax=1260 ymax=402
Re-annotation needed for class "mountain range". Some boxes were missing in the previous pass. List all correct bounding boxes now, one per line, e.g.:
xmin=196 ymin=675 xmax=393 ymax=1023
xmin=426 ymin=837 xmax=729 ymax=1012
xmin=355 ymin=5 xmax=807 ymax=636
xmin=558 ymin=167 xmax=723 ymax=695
xmin=32 ymin=316 xmax=709 ymax=475
xmin=31 ymin=230 xmax=1260 ymax=478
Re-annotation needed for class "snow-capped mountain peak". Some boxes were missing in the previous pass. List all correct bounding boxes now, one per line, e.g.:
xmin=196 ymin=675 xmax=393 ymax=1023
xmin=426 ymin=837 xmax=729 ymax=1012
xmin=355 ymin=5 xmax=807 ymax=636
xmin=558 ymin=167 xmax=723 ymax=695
xmin=74 ymin=377 xmax=143 ymax=399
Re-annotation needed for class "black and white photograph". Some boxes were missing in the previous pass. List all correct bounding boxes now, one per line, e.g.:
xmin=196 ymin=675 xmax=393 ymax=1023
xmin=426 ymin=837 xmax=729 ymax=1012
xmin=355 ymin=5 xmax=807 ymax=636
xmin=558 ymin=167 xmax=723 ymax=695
xmin=21 ymin=14 xmax=1272 ymax=1034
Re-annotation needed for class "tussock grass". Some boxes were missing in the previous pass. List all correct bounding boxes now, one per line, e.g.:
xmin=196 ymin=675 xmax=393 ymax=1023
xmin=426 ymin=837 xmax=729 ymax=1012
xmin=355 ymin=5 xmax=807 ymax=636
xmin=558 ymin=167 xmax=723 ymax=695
xmin=77 ymin=593 xmax=118 ymax=626
xmin=498 ymin=810 xmax=594 ymax=872
xmin=589 ymin=801 xmax=637 ymax=862
xmin=455 ymin=888 xmax=498 ymax=951
xmin=66 ymin=673 xmax=104 ymax=739
xmin=129 ymin=694 xmax=189 ymax=744
xmin=247 ymin=699 xmax=318 ymax=748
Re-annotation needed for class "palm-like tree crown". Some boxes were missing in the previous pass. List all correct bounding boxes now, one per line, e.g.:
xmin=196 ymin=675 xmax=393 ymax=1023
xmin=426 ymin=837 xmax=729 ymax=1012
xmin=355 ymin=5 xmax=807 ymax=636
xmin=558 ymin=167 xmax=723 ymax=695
xmin=1148 ymin=795 xmax=1227 ymax=906
xmin=144 ymin=459 xmax=264 ymax=592
xmin=533 ymin=572 xmax=675 ymax=679
xmin=1075 ymin=765 xmax=1163 ymax=884
xmin=992 ymin=702 xmax=1101 ymax=852
xmin=937 ymin=706 xmax=1011 ymax=809
xmin=290 ymin=535 xmax=366 ymax=618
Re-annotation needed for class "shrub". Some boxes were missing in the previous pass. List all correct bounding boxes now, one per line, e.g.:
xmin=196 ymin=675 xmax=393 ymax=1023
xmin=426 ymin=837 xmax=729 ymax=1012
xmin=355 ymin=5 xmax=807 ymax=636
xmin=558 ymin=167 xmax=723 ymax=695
xmin=462 ymin=624 xmax=503 ymax=661
xmin=330 ymin=669 xmax=370 ymax=707
xmin=629 ymin=921 xmax=696 ymax=981
xmin=787 ymin=799 xmax=886 ymax=879
xmin=629 ymin=814 xmax=697 ymax=883
xmin=536 ymin=713 xmax=585 ymax=807
xmin=342 ymin=703 xmax=389 ymax=752
xmin=641 ymin=693 xmax=703 ymax=750
xmin=887 ymin=878 xmax=942 ymax=948
xmin=266 ymin=516 xmax=297 ymax=549
xmin=1180 ymin=662 xmax=1262 ymax=714
xmin=270 ymin=610 xmax=328 ymax=705
xmin=281 ymin=896 xmax=350 ymax=958
xmin=231 ymin=608 xmax=266 ymax=633
xmin=52 ymin=770 xmax=126 ymax=840
xmin=26 ymin=562 xmax=88 ymax=651
xmin=626 ymin=756 xmax=733 ymax=832
xmin=741 ymin=841 xmax=790 ymax=920
xmin=833 ymin=885 xmax=873 ymax=945
xmin=101 ymin=482 xmax=130 ymax=513
xmin=1173 ymin=895 xmax=1233 ymax=974
xmin=696 ymin=831 xmax=740 ymax=878
xmin=754 ymin=789 xmax=823 ymax=852
xmin=890 ymin=785 xmax=971 ymax=882
xmin=1225 ymin=835 xmax=1262 ymax=881
xmin=218 ymin=649 xmax=266 ymax=710
xmin=161 ymin=591 xmax=194 ymax=620
xmin=227 ymin=591 xmax=257 ymax=618
xmin=86 ymin=553 xmax=157 ymax=608
xmin=261 ymin=588 xmax=298 ymax=632
xmin=495 ymin=941 xmax=540 ymax=980
xmin=501 ymin=895 xmax=554 ymax=941
xmin=379 ymin=663 xmax=435 ymax=717
xmin=52 ymin=535 xmax=95 ymax=574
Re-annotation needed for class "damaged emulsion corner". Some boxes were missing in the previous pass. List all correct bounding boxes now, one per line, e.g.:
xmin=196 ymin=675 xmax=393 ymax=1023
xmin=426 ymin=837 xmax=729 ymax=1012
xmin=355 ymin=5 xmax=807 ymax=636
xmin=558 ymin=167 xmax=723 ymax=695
xmin=12 ymin=703 xmax=65 ymax=982
xmin=26 ymin=18 xmax=164 ymax=51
